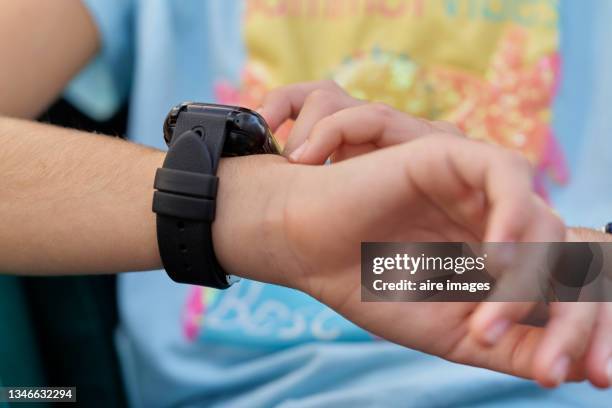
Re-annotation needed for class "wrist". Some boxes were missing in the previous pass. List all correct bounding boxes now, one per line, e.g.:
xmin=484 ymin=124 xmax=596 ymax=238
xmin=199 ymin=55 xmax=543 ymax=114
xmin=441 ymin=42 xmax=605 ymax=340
xmin=212 ymin=154 xmax=303 ymax=288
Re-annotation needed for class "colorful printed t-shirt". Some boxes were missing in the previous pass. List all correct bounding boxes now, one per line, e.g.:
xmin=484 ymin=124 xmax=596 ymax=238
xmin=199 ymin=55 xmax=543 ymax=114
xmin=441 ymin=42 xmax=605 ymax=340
xmin=69 ymin=0 xmax=612 ymax=407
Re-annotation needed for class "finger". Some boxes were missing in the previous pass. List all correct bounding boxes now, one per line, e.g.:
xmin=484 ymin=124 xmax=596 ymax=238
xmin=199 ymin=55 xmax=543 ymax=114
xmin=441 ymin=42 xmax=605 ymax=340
xmin=410 ymin=140 xmax=538 ymax=242
xmin=470 ymin=201 xmax=565 ymax=346
xmin=481 ymin=152 xmax=538 ymax=243
xmin=469 ymin=302 xmax=536 ymax=346
xmin=283 ymin=88 xmax=364 ymax=155
xmin=448 ymin=322 xmax=586 ymax=384
xmin=331 ymin=143 xmax=378 ymax=163
xmin=441 ymin=142 xmax=537 ymax=242
xmin=258 ymin=80 xmax=346 ymax=132
xmin=429 ymin=140 xmax=563 ymax=244
xmin=450 ymin=323 xmax=542 ymax=380
xmin=432 ymin=120 xmax=464 ymax=137
xmin=396 ymin=138 xmax=531 ymax=240
xmin=292 ymin=103 xmax=441 ymax=164
xmin=586 ymin=302 xmax=612 ymax=388
xmin=533 ymin=302 xmax=598 ymax=388
xmin=404 ymin=139 xmax=563 ymax=347
xmin=481 ymin=154 xmax=563 ymax=242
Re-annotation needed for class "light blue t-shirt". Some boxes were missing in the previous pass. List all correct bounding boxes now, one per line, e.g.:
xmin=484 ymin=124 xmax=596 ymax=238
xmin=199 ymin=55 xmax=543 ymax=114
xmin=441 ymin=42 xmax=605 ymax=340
xmin=69 ymin=1 xmax=612 ymax=406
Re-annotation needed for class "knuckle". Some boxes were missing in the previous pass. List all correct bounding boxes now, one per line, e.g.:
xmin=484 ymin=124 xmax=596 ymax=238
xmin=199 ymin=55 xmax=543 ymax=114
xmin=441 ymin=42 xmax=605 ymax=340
xmin=547 ymin=210 xmax=566 ymax=238
xmin=415 ymin=117 xmax=437 ymax=133
xmin=369 ymin=102 xmax=395 ymax=119
xmin=543 ymin=210 xmax=566 ymax=238
xmin=504 ymin=150 xmax=532 ymax=172
xmin=305 ymin=89 xmax=336 ymax=107
xmin=553 ymin=216 xmax=566 ymax=238
xmin=545 ymin=203 xmax=565 ymax=229
xmin=263 ymin=87 xmax=285 ymax=103
xmin=320 ymin=79 xmax=342 ymax=91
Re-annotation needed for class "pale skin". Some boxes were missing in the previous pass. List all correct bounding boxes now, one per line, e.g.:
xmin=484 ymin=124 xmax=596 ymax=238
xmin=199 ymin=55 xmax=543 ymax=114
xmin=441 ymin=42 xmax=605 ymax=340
xmin=0 ymin=0 xmax=610 ymax=392
xmin=259 ymin=80 xmax=612 ymax=389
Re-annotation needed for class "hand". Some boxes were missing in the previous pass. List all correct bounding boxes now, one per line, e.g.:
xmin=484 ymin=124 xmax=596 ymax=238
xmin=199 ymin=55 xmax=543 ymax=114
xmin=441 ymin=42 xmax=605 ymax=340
xmin=258 ymin=80 xmax=611 ymax=388
xmin=213 ymin=135 xmax=585 ymax=387
xmin=258 ymin=80 xmax=462 ymax=164
xmin=469 ymin=228 xmax=612 ymax=389
xmin=565 ymin=228 xmax=612 ymax=389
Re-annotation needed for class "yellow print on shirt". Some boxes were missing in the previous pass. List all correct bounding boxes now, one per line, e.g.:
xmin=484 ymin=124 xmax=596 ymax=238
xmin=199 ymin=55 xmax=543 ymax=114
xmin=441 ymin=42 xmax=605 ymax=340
xmin=214 ymin=0 xmax=566 ymax=196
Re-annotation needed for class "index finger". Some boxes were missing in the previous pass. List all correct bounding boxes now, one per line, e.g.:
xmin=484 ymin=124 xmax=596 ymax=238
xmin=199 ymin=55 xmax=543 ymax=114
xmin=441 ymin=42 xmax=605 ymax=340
xmin=258 ymin=80 xmax=346 ymax=131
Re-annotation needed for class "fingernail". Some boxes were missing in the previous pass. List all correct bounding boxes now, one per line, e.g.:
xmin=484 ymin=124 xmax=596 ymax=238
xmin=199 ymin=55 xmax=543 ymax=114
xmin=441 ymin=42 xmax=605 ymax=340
xmin=607 ymin=357 xmax=612 ymax=386
xmin=289 ymin=141 xmax=309 ymax=162
xmin=484 ymin=319 xmax=510 ymax=345
xmin=550 ymin=356 xmax=570 ymax=386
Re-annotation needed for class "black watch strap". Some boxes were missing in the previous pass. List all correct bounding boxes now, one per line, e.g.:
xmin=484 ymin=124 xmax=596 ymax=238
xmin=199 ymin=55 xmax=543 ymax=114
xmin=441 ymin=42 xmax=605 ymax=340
xmin=152 ymin=111 xmax=230 ymax=288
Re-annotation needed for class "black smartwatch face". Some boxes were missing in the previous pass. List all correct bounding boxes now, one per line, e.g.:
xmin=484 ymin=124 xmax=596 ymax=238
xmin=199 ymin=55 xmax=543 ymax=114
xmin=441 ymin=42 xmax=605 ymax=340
xmin=164 ymin=103 xmax=281 ymax=156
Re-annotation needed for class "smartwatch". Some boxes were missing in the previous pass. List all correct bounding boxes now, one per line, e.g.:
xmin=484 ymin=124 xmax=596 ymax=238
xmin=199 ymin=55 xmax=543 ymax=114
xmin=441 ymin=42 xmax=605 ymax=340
xmin=152 ymin=103 xmax=281 ymax=288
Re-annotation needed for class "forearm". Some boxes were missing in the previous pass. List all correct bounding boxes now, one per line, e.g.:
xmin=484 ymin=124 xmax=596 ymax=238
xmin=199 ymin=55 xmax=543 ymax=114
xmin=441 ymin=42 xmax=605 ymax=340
xmin=0 ymin=0 xmax=98 ymax=118
xmin=0 ymin=117 xmax=295 ymax=283
xmin=0 ymin=117 xmax=163 ymax=274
